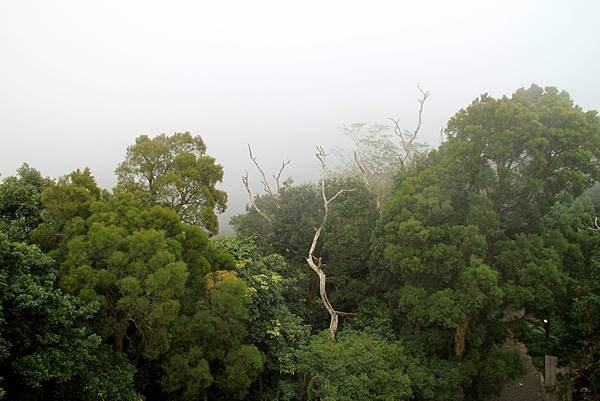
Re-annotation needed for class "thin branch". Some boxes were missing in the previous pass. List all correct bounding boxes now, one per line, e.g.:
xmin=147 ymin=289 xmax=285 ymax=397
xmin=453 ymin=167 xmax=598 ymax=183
xmin=389 ymin=84 xmax=431 ymax=165
xmin=414 ymin=83 xmax=431 ymax=138
xmin=353 ymin=150 xmax=381 ymax=209
xmin=244 ymin=145 xmax=291 ymax=220
xmin=242 ymin=170 xmax=273 ymax=223
xmin=248 ymin=144 xmax=274 ymax=196
xmin=344 ymin=123 xmax=382 ymax=210
xmin=328 ymin=188 xmax=354 ymax=204
xmin=273 ymin=159 xmax=291 ymax=201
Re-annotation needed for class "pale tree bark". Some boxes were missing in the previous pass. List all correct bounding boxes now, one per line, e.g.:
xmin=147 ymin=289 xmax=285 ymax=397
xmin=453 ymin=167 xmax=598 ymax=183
xmin=242 ymin=144 xmax=290 ymax=222
xmin=306 ymin=146 xmax=354 ymax=340
xmin=242 ymin=171 xmax=273 ymax=223
xmin=388 ymin=84 xmax=431 ymax=166
xmin=342 ymin=122 xmax=387 ymax=210
xmin=350 ymin=85 xmax=431 ymax=210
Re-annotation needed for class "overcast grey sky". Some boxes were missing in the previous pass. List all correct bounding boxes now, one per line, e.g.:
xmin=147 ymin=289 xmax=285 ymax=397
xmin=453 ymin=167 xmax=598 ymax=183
xmin=1 ymin=0 xmax=599 ymax=232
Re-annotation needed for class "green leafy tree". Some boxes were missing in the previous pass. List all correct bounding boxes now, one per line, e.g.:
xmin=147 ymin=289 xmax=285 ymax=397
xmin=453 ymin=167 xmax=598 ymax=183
xmin=162 ymin=270 xmax=264 ymax=401
xmin=30 ymin=167 xmax=102 ymax=253
xmin=239 ymin=254 xmax=310 ymax=399
xmin=210 ymin=236 xmax=311 ymax=400
xmin=295 ymin=331 xmax=414 ymax=401
xmin=232 ymin=184 xmax=322 ymax=264
xmin=0 ymin=234 xmax=138 ymax=401
xmin=0 ymin=164 xmax=48 ymax=242
xmin=321 ymin=180 xmax=379 ymax=311
xmin=524 ymin=193 xmax=600 ymax=399
xmin=56 ymin=191 xmax=225 ymax=356
xmin=377 ymin=168 xmax=505 ymax=359
xmin=40 ymin=169 xmax=261 ymax=400
xmin=232 ymin=178 xmax=379 ymax=325
xmin=231 ymin=184 xmax=322 ymax=327
xmin=445 ymin=84 xmax=600 ymax=234
xmin=115 ymin=132 xmax=227 ymax=235
xmin=371 ymin=84 xmax=600 ymax=397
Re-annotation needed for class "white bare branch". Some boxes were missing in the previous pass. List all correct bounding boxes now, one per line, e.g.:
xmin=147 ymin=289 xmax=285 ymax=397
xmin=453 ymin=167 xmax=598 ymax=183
xmin=242 ymin=170 xmax=273 ymax=223
xmin=273 ymin=159 xmax=291 ymax=200
xmin=389 ymin=84 xmax=431 ymax=165
xmin=243 ymin=145 xmax=291 ymax=221
xmin=308 ymin=146 xmax=354 ymax=340
xmin=328 ymin=188 xmax=354 ymax=204
xmin=342 ymin=123 xmax=382 ymax=209
xmin=248 ymin=144 xmax=274 ymax=196
xmin=346 ymin=86 xmax=430 ymax=209
xmin=353 ymin=150 xmax=381 ymax=209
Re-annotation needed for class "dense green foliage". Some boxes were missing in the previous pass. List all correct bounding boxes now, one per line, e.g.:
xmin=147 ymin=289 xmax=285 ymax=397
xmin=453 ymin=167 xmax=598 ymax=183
xmin=1 ymin=86 xmax=599 ymax=400
xmin=295 ymin=331 xmax=414 ymax=401
xmin=0 ymin=164 xmax=48 ymax=242
xmin=0 ymin=234 xmax=138 ymax=401
xmin=115 ymin=132 xmax=227 ymax=235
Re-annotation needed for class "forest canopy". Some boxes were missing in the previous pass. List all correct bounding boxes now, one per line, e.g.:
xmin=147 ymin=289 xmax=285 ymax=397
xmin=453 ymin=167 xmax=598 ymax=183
xmin=1 ymin=85 xmax=599 ymax=401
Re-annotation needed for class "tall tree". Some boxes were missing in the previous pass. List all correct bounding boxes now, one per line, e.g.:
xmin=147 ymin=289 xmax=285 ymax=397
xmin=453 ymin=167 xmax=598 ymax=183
xmin=115 ymin=132 xmax=227 ymax=235
xmin=445 ymin=84 xmax=600 ymax=234
xmin=305 ymin=147 xmax=354 ymax=340
xmin=0 ymin=234 xmax=137 ymax=401
xmin=372 ymin=84 xmax=600 ymax=398
xmin=0 ymin=164 xmax=48 ymax=242
xmin=30 ymin=168 xmax=102 ymax=253
xmin=44 ymin=177 xmax=261 ymax=400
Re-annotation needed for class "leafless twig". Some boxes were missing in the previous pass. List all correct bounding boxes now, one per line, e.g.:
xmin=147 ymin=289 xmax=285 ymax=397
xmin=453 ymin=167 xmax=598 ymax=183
xmin=248 ymin=144 xmax=274 ymax=196
xmin=242 ymin=170 xmax=273 ymax=223
xmin=389 ymin=84 xmax=431 ymax=165
xmin=242 ymin=145 xmax=291 ymax=221
xmin=273 ymin=159 xmax=291 ymax=198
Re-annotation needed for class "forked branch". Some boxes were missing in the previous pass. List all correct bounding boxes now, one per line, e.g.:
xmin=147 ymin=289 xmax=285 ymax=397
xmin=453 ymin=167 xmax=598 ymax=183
xmin=344 ymin=123 xmax=382 ymax=210
xmin=242 ymin=145 xmax=291 ymax=222
xmin=242 ymin=170 xmax=273 ymax=223
xmin=248 ymin=144 xmax=274 ymax=196
xmin=273 ymin=159 xmax=291 ymax=197
xmin=348 ymin=86 xmax=430 ymax=209
xmin=354 ymin=150 xmax=381 ymax=209
xmin=389 ymin=84 xmax=431 ymax=165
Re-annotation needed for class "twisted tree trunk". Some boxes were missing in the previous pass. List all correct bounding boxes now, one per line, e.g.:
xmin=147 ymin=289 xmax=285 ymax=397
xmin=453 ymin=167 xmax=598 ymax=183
xmin=306 ymin=146 xmax=354 ymax=340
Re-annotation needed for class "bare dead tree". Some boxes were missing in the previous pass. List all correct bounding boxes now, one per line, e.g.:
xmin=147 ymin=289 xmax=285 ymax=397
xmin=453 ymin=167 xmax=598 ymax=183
xmin=273 ymin=159 xmax=291 ymax=200
xmin=349 ymin=85 xmax=431 ymax=210
xmin=353 ymin=150 xmax=382 ymax=209
xmin=306 ymin=146 xmax=354 ymax=340
xmin=242 ymin=144 xmax=290 ymax=222
xmin=242 ymin=171 xmax=273 ymax=223
xmin=343 ymin=123 xmax=384 ymax=210
xmin=388 ymin=84 xmax=431 ymax=166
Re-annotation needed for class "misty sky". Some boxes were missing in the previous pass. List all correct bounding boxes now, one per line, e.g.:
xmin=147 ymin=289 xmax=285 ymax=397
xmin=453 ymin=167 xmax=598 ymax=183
xmin=1 ymin=0 xmax=599 ymax=233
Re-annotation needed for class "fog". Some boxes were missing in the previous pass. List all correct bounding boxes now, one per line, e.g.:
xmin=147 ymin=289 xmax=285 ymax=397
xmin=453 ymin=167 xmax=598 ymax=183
xmin=1 ymin=0 xmax=599 ymax=233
